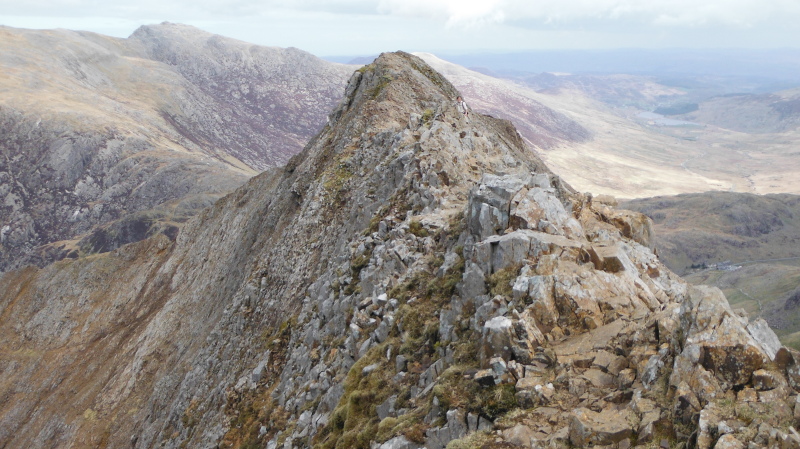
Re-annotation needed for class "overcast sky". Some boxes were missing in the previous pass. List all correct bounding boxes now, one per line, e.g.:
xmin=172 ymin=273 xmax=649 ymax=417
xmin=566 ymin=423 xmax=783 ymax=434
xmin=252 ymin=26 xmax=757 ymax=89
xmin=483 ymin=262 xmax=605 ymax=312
xmin=3 ymin=0 xmax=800 ymax=57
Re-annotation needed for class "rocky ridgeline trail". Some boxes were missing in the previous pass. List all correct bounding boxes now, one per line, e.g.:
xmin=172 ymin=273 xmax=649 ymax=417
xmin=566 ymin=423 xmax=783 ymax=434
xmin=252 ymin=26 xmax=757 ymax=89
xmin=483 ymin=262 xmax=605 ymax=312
xmin=224 ymin=53 xmax=800 ymax=449
xmin=2 ymin=52 xmax=800 ymax=449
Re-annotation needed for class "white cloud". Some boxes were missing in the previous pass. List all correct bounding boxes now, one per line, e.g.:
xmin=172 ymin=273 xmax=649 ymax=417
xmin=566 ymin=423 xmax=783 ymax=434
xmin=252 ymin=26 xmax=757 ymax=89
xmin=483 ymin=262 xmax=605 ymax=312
xmin=378 ymin=0 xmax=505 ymax=27
xmin=1 ymin=0 xmax=799 ymax=54
xmin=3 ymin=0 xmax=799 ymax=29
xmin=377 ymin=0 xmax=800 ymax=29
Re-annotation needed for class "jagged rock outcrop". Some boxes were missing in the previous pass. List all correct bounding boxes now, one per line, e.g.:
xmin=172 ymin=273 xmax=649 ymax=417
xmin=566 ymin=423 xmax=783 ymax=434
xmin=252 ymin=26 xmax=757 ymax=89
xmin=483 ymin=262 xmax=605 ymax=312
xmin=0 ymin=23 xmax=353 ymax=271
xmin=1 ymin=51 xmax=799 ymax=449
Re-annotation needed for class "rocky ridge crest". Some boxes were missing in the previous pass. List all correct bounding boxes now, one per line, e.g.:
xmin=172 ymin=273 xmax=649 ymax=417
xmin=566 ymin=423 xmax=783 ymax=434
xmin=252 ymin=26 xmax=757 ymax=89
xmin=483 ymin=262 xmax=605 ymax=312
xmin=0 ymin=52 xmax=798 ymax=449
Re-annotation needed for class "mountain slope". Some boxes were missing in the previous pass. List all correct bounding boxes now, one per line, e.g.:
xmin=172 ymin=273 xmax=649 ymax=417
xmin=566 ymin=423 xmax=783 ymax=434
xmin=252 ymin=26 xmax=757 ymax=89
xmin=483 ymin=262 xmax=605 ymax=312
xmin=622 ymin=192 xmax=800 ymax=274
xmin=623 ymin=192 xmax=800 ymax=348
xmin=1 ymin=51 xmax=797 ymax=449
xmin=0 ymin=23 xmax=353 ymax=272
xmin=418 ymin=54 xmax=800 ymax=198
xmin=128 ymin=23 xmax=355 ymax=170
xmin=412 ymin=52 xmax=593 ymax=150
xmin=676 ymin=88 xmax=800 ymax=134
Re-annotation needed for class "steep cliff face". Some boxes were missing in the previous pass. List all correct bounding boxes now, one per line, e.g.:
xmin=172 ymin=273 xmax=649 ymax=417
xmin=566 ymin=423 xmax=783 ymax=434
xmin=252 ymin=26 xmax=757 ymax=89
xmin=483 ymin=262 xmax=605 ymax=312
xmin=1 ymin=52 xmax=798 ymax=449
xmin=0 ymin=24 xmax=353 ymax=272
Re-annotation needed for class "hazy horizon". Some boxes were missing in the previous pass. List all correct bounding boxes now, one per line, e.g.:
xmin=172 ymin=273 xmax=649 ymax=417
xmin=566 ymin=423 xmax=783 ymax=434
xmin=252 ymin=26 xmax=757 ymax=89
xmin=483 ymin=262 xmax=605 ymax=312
xmin=3 ymin=0 xmax=800 ymax=56
xmin=324 ymin=48 xmax=800 ymax=88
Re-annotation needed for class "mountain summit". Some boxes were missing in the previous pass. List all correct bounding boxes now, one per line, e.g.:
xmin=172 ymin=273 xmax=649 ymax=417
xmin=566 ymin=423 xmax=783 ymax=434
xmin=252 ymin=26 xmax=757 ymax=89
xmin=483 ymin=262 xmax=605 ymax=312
xmin=1 ymin=52 xmax=798 ymax=449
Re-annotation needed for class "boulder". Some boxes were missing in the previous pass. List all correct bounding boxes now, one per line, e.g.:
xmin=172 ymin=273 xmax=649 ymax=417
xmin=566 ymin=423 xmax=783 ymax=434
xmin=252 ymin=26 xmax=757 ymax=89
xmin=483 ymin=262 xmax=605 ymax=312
xmin=593 ymin=194 xmax=618 ymax=207
xmin=469 ymin=202 xmax=506 ymax=241
xmin=515 ymin=309 xmax=546 ymax=349
xmin=591 ymin=350 xmax=621 ymax=372
xmin=569 ymin=407 xmax=636 ymax=446
xmin=747 ymin=318 xmax=782 ymax=361
xmin=530 ymin=173 xmax=552 ymax=189
xmin=490 ymin=357 xmax=508 ymax=377
xmin=672 ymin=345 xmax=723 ymax=407
xmin=677 ymin=287 xmax=770 ymax=388
xmin=489 ymin=231 xmax=536 ymax=273
xmin=376 ymin=436 xmax=421 ymax=449
xmin=552 ymin=273 xmax=603 ymax=328
xmin=714 ymin=434 xmax=744 ymax=449
xmin=638 ymin=411 xmax=662 ymax=444
xmin=782 ymin=348 xmax=800 ymax=391
xmin=252 ymin=359 xmax=267 ymax=383
xmin=582 ymin=368 xmax=616 ymax=388
xmin=377 ymin=395 xmax=397 ymax=420
xmin=425 ymin=409 xmax=468 ymax=449
xmin=478 ymin=174 xmax=529 ymax=209
xmin=516 ymin=376 xmax=544 ymax=392
xmin=525 ymin=275 xmax=558 ymax=328
xmin=568 ymin=377 xmax=587 ymax=396
xmin=641 ymin=348 xmax=670 ymax=389
xmin=362 ymin=363 xmax=379 ymax=376
xmin=472 ymin=230 xmax=581 ymax=274
xmin=509 ymin=187 xmax=583 ymax=238
xmin=753 ymin=369 xmax=785 ymax=391
xmin=458 ymin=261 xmax=487 ymax=300
xmin=512 ymin=275 xmax=532 ymax=301
xmin=482 ymin=316 xmax=515 ymax=363
xmin=468 ymin=174 xmax=528 ymax=240
xmin=502 ymin=424 xmax=536 ymax=447
xmin=700 ymin=319 xmax=768 ymax=387
xmin=472 ymin=370 xmax=494 ymax=388
xmin=736 ymin=387 xmax=758 ymax=402
xmin=697 ymin=406 xmax=722 ymax=449
xmin=601 ymin=207 xmax=655 ymax=249
xmin=617 ymin=369 xmax=636 ymax=390
xmin=674 ymin=381 xmax=702 ymax=424
xmin=587 ymin=243 xmax=637 ymax=274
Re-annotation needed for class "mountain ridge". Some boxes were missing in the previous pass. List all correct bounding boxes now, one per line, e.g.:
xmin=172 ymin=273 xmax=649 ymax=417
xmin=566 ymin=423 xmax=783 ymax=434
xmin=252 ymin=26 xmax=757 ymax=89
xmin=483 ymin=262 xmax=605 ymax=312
xmin=1 ymin=51 xmax=798 ymax=449
xmin=6 ymin=23 xmax=800 ymax=277
xmin=0 ymin=23 xmax=354 ymax=272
